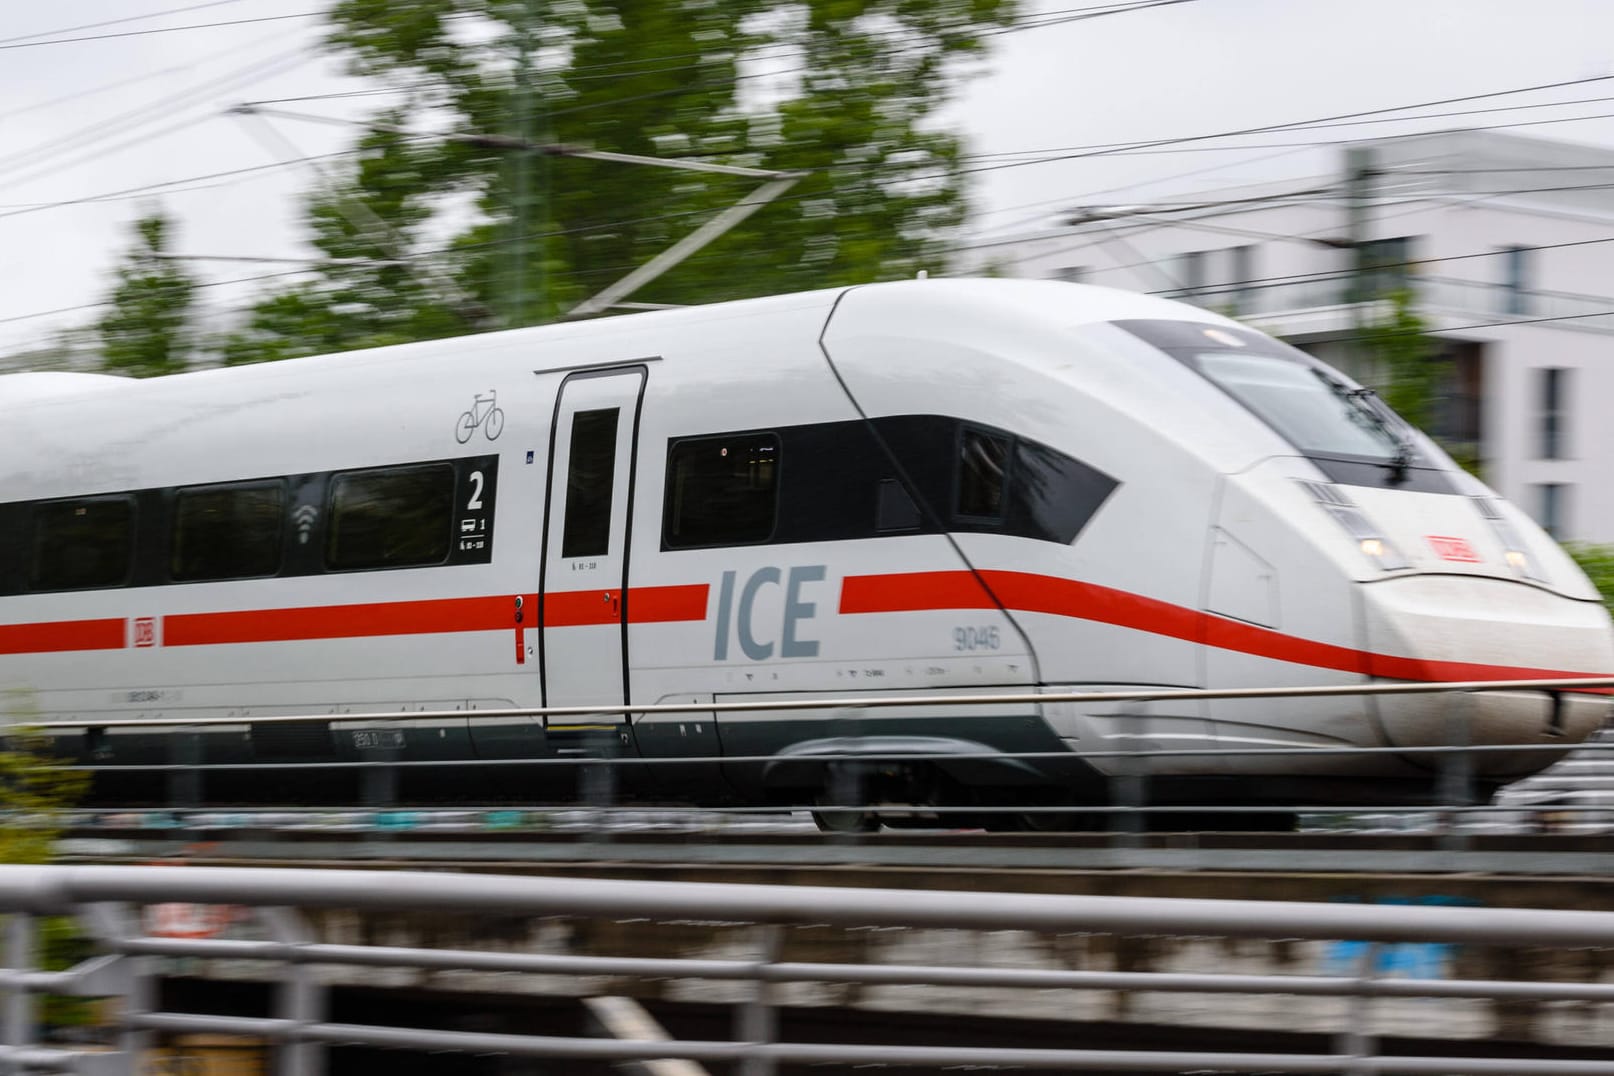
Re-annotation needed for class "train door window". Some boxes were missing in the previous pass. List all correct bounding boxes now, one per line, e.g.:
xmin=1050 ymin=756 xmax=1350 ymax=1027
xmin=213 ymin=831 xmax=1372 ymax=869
xmin=876 ymin=477 xmax=922 ymax=533
xmin=28 ymin=497 xmax=135 ymax=591
xmin=957 ymin=428 xmax=1009 ymax=520
xmin=664 ymin=433 xmax=779 ymax=548
xmin=172 ymin=481 xmax=286 ymax=582
xmin=561 ymin=408 xmax=620 ymax=558
xmin=326 ymin=464 xmax=454 ymax=571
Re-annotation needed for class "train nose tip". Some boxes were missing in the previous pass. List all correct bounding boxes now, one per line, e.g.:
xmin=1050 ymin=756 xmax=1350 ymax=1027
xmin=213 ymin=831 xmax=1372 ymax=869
xmin=1360 ymin=576 xmax=1614 ymax=778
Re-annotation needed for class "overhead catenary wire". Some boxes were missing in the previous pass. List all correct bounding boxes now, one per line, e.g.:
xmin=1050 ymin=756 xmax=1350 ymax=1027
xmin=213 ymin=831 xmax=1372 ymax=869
xmin=14 ymin=16 xmax=1614 ymax=345
xmin=0 ymin=10 xmax=324 ymax=52
xmin=0 ymin=40 xmax=319 ymax=192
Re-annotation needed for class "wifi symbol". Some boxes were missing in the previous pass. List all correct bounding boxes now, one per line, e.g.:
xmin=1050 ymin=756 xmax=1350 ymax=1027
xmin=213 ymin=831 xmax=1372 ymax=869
xmin=293 ymin=505 xmax=319 ymax=545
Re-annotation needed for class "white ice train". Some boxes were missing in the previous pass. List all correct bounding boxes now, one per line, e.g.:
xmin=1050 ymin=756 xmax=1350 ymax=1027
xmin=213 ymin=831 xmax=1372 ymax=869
xmin=1 ymin=278 xmax=1609 ymax=821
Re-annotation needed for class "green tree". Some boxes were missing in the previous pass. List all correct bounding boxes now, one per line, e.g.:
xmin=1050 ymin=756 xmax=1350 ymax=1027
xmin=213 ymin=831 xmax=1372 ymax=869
xmin=98 ymin=212 xmax=198 ymax=378
xmin=1564 ymin=543 xmax=1614 ymax=615
xmin=222 ymin=0 xmax=1015 ymax=363
xmin=1361 ymin=289 xmax=1438 ymax=430
xmin=0 ymin=694 xmax=94 ymax=1031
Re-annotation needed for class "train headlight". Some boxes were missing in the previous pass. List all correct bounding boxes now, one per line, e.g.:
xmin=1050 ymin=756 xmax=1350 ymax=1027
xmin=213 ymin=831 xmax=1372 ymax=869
xmin=1300 ymin=481 xmax=1410 ymax=571
xmin=1475 ymin=497 xmax=1542 ymax=582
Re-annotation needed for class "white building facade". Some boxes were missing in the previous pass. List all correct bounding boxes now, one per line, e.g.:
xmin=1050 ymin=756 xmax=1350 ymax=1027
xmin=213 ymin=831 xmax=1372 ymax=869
xmin=966 ymin=130 xmax=1614 ymax=544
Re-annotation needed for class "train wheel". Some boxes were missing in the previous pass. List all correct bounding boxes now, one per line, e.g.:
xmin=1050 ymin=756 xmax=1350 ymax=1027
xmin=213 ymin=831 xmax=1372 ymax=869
xmin=1016 ymin=810 xmax=1106 ymax=833
xmin=811 ymin=805 xmax=881 ymax=833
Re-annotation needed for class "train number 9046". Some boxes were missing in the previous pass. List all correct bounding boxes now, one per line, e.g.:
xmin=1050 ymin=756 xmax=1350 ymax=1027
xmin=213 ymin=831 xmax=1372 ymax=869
xmin=952 ymin=626 xmax=1001 ymax=652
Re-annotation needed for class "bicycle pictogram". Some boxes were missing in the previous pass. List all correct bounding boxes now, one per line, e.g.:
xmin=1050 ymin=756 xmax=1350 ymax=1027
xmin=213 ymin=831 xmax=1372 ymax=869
xmin=456 ymin=390 xmax=505 ymax=443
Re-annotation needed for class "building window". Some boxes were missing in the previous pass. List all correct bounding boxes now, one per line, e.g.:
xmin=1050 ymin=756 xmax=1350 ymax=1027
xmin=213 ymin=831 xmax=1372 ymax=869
xmin=1501 ymin=245 xmax=1531 ymax=316
xmin=1228 ymin=245 xmax=1256 ymax=313
xmin=326 ymin=465 xmax=454 ymax=571
xmin=1176 ymin=250 xmax=1206 ymax=299
xmin=1491 ymin=250 xmax=1530 ymax=317
xmin=664 ymin=433 xmax=779 ymax=548
xmin=1353 ymin=237 xmax=1414 ymax=301
xmin=1538 ymin=367 xmax=1567 ymax=460
xmin=172 ymin=482 xmax=285 ymax=582
xmin=28 ymin=497 xmax=135 ymax=591
xmin=1537 ymin=483 xmax=1567 ymax=538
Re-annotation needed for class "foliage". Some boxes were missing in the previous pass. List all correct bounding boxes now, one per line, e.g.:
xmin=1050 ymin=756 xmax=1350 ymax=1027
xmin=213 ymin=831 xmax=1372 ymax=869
xmin=97 ymin=212 xmax=198 ymax=378
xmin=1360 ymin=289 xmax=1437 ymax=430
xmin=0 ymin=694 xmax=96 ymax=1030
xmin=0 ymin=693 xmax=90 ymax=864
xmin=221 ymin=0 xmax=1016 ymax=363
xmin=1563 ymin=543 xmax=1614 ymax=615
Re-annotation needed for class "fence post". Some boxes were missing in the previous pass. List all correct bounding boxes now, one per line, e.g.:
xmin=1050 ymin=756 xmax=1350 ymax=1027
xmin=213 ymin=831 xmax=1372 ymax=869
xmin=86 ymin=902 xmax=150 ymax=1069
xmin=1337 ymin=940 xmax=1380 ymax=1076
xmin=737 ymin=925 xmax=783 ymax=1076
xmin=359 ymin=740 xmax=399 ymax=811
xmin=167 ymin=729 xmax=202 ymax=810
xmin=1438 ymin=693 xmax=1474 ymax=851
xmin=266 ymin=906 xmax=325 ymax=1076
xmin=0 ymin=912 xmax=32 ymax=1074
xmin=1111 ymin=700 xmax=1148 ymax=846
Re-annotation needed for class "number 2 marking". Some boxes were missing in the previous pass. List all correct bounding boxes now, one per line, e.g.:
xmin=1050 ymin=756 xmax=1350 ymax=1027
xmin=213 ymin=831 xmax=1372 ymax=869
xmin=467 ymin=470 xmax=485 ymax=511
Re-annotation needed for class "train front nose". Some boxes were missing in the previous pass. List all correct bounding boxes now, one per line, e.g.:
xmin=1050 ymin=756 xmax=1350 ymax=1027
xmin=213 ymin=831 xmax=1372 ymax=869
xmin=1360 ymin=576 xmax=1614 ymax=780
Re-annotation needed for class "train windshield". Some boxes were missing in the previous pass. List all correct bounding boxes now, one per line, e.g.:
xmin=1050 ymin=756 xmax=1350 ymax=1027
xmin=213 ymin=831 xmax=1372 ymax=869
xmin=1192 ymin=351 xmax=1406 ymax=459
xmin=1113 ymin=318 xmax=1450 ymax=492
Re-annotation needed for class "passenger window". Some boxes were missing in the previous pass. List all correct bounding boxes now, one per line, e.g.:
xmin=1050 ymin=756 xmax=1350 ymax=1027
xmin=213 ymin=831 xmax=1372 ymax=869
xmin=957 ymin=428 xmax=1009 ymax=519
xmin=326 ymin=465 xmax=454 ymax=571
xmin=561 ymin=408 xmax=620 ymax=558
xmin=876 ymin=477 xmax=922 ymax=533
xmin=29 ymin=498 xmax=135 ymax=591
xmin=664 ymin=433 xmax=779 ymax=548
xmin=172 ymin=482 xmax=285 ymax=582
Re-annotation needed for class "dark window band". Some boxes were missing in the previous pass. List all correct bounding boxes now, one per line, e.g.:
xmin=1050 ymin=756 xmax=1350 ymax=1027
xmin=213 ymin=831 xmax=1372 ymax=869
xmin=660 ymin=415 xmax=1117 ymax=550
xmin=0 ymin=455 xmax=497 ymax=596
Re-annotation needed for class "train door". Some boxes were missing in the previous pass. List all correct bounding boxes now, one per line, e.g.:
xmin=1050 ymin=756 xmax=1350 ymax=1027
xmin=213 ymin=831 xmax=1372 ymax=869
xmin=540 ymin=367 xmax=647 ymax=751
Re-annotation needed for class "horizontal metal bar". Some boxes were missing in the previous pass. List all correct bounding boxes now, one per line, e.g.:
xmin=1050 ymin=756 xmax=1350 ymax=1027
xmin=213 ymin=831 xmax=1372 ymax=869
xmin=101 ymin=936 xmax=1614 ymax=1002
xmin=17 ymin=864 xmax=1614 ymax=945
xmin=22 ymin=675 xmax=1614 ymax=731
xmin=121 ymin=1013 xmax=1614 ymax=1073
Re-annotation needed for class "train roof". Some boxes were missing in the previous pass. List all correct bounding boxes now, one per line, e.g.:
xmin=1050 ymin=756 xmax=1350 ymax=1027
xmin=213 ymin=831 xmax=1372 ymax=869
xmin=0 ymin=371 xmax=129 ymax=401
xmin=159 ymin=278 xmax=1232 ymax=385
xmin=5 ymin=280 xmax=1233 ymax=410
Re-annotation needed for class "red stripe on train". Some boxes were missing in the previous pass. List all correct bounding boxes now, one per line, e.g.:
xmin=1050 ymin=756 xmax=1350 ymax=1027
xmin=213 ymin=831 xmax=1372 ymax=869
xmin=0 ymin=619 xmax=126 ymax=655
xmin=840 ymin=568 xmax=1610 ymax=685
xmin=165 ymin=595 xmax=521 ymax=646
xmin=159 ymin=583 xmax=711 ymax=646
xmin=627 ymin=583 xmax=709 ymax=623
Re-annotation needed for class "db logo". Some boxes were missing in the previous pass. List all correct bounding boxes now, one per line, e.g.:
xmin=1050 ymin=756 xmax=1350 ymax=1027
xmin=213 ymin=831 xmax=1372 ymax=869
xmin=1427 ymin=535 xmax=1482 ymax=563
xmin=132 ymin=617 xmax=158 ymax=648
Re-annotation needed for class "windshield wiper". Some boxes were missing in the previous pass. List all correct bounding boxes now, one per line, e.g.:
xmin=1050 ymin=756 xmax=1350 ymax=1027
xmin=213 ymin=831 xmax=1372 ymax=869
xmin=1322 ymin=376 xmax=1417 ymax=483
xmin=1344 ymin=387 xmax=1416 ymax=483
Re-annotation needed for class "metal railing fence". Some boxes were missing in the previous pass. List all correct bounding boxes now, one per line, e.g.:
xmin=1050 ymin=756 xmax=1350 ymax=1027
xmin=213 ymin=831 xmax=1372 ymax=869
xmin=4 ymin=864 xmax=1614 ymax=1074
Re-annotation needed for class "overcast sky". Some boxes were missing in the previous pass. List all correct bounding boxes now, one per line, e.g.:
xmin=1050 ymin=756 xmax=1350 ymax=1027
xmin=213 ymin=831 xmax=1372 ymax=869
xmin=5 ymin=0 xmax=1614 ymax=356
